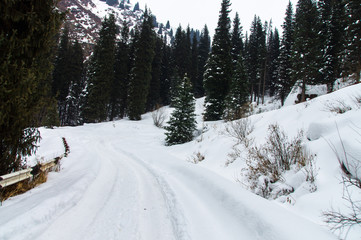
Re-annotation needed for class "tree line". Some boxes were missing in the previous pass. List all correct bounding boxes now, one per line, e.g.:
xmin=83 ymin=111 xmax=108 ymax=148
xmin=52 ymin=10 xmax=211 ymax=124
xmin=204 ymin=0 xmax=361 ymax=121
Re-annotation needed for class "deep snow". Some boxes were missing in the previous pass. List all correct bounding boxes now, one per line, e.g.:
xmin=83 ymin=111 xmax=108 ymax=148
xmin=1 ymin=83 xmax=360 ymax=240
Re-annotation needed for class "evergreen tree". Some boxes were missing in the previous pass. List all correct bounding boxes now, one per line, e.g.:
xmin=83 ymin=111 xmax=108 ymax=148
xmin=52 ymin=26 xmax=72 ymax=125
xmin=247 ymin=15 xmax=266 ymax=103
xmin=344 ymin=0 xmax=361 ymax=81
xmin=204 ymin=0 xmax=232 ymax=121
xmin=165 ymin=76 xmax=196 ymax=145
xmin=197 ymin=25 xmax=210 ymax=97
xmin=231 ymin=12 xmax=244 ymax=68
xmin=64 ymin=40 xmax=85 ymax=126
xmin=111 ymin=18 xmax=130 ymax=119
xmin=267 ymin=27 xmax=280 ymax=96
xmin=292 ymin=0 xmax=321 ymax=102
xmin=190 ymin=34 xmax=199 ymax=96
xmin=147 ymin=36 xmax=163 ymax=111
xmin=128 ymin=9 xmax=156 ymax=120
xmin=172 ymin=26 xmax=191 ymax=79
xmin=160 ymin=37 xmax=173 ymax=105
xmin=277 ymin=1 xmax=295 ymax=105
xmin=84 ymin=14 xmax=117 ymax=122
xmin=319 ymin=0 xmax=346 ymax=92
xmin=0 ymin=0 xmax=63 ymax=175
xmin=225 ymin=52 xmax=249 ymax=120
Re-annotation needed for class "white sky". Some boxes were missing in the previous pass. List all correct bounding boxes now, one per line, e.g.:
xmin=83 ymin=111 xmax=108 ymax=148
xmin=135 ymin=0 xmax=298 ymax=36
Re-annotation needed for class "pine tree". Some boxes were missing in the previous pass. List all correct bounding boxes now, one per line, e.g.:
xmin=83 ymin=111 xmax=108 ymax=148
xmin=319 ymin=0 xmax=346 ymax=92
xmin=0 ymin=0 xmax=63 ymax=175
xmin=225 ymin=52 xmax=249 ymax=120
xmin=204 ymin=0 xmax=232 ymax=121
xmin=84 ymin=14 xmax=117 ymax=122
xmin=172 ymin=26 xmax=191 ymax=79
xmin=190 ymin=34 xmax=199 ymax=96
xmin=292 ymin=0 xmax=321 ymax=102
xmin=160 ymin=37 xmax=173 ymax=105
xmin=197 ymin=25 xmax=211 ymax=97
xmin=344 ymin=0 xmax=361 ymax=81
xmin=147 ymin=36 xmax=163 ymax=111
xmin=64 ymin=40 xmax=85 ymax=126
xmin=111 ymin=18 xmax=130 ymax=119
xmin=165 ymin=76 xmax=196 ymax=145
xmin=52 ymin=26 xmax=72 ymax=125
xmin=277 ymin=1 xmax=295 ymax=105
xmin=128 ymin=9 xmax=156 ymax=120
xmin=231 ymin=12 xmax=244 ymax=69
xmin=247 ymin=15 xmax=266 ymax=103
xmin=267 ymin=27 xmax=280 ymax=96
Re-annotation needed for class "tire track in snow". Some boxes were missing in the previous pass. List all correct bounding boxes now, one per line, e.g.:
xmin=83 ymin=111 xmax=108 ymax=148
xmin=116 ymin=147 xmax=190 ymax=240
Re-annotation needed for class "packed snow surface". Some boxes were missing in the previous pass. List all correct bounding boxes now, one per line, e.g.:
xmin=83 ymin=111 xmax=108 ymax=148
xmin=1 ymin=84 xmax=361 ymax=239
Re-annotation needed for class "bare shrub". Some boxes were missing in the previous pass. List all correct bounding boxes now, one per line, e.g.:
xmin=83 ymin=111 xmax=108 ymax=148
xmin=152 ymin=105 xmax=166 ymax=128
xmin=323 ymin=125 xmax=361 ymax=237
xmin=323 ymin=99 xmax=352 ymax=114
xmin=189 ymin=151 xmax=205 ymax=164
xmin=224 ymin=117 xmax=254 ymax=148
xmin=244 ymin=124 xmax=315 ymax=199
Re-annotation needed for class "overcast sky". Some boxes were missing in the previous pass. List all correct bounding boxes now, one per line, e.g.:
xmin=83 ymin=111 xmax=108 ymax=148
xmin=135 ymin=0 xmax=298 ymax=36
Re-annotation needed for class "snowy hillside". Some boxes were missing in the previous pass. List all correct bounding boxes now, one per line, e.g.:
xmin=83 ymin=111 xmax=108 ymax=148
xmin=58 ymin=0 xmax=174 ymax=54
xmin=1 ymin=84 xmax=360 ymax=239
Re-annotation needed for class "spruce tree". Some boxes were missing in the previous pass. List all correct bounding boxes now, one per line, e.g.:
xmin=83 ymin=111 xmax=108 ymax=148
xmin=190 ymin=34 xmax=199 ymax=96
xmin=225 ymin=52 xmax=249 ymax=120
xmin=319 ymin=0 xmax=346 ymax=92
xmin=248 ymin=16 xmax=266 ymax=103
xmin=0 ymin=0 xmax=63 ymax=175
xmin=204 ymin=0 xmax=232 ymax=121
xmin=65 ymin=40 xmax=85 ymax=126
xmin=165 ymin=76 xmax=196 ymax=145
xmin=231 ymin=12 xmax=244 ymax=69
xmin=267 ymin=28 xmax=280 ymax=97
xmin=160 ymin=37 xmax=173 ymax=106
xmin=292 ymin=0 xmax=321 ymax=102
xmin=128 ymin=9 xmax=156 ymax=120
xmin=147 ymin=36 xmax=163 ymax=111
xmin=197 ymin=25 xmax=211 ymax=97
xmin=344 ymin=0 xmax=361 ymax=81
xmin=277 ymin=1 xmax=295 ymax=105
xmin=112 ymin=18 xmax=130 ymax=119
xmin=84 ymin=14 xmax=117 ymax=122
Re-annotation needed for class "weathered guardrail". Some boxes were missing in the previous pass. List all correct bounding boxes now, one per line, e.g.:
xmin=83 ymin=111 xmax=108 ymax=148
xmin=0 ymin=137 xmax=70 ymax=190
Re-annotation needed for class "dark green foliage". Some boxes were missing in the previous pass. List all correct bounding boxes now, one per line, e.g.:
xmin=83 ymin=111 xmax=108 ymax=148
xmin=160 ymin=37 xmax=173 ymax=106
xmin=64 ymin=40 xmax=85 ymax=126
xmin=165 ymin=77 xmax=196 ymax=145
xmin=247 ymin=16 xmax=266 ymax=103
xmin=133 ymin=2 xmax=140 ymax=11
xmin=196 ymin=25 xmax=210 ymax=97
xmin=319 ymin=0 xmax=346 ymax=92
xmin=128 ymin=9 xmax=156 ymax=120
xmin=190 ymin=34 xmax=199 ymax=96
xmin=84 ymin=14 xmax=117 ymax=122
xmin=231 ymin=13 xmax=244 ymax=69
xmin=111 ymin=18 xmax=130 ymax=119
xmin=172 ymin=26 xmax=191 ymax=79
xmin=0 ymin=0 xmax=63 ymax=175
xmin=147 ymin=36 xmax=163 ymax=111
xmin=277 ymin=2 xmax=295 ymax=105
xmin=267 ymin=28 xmax=280 ymax=96
xmin=225 ymin=52 xmax=249 ymax=120
xmin=204 ymin=0 xmax=233 ymax=121
xmin=292 ymin=0 xmax=321 ymax=102
xmin=344 ymin=0 xmax=361 ymax=81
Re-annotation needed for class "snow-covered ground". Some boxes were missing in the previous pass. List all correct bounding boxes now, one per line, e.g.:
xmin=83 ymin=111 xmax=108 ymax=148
xmin=1 ymin=84 xmax=360 ymax=239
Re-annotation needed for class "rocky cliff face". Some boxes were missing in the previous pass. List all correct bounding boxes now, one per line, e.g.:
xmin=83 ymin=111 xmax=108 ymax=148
xmin=57 ymin=0 xmax=173 ymax=56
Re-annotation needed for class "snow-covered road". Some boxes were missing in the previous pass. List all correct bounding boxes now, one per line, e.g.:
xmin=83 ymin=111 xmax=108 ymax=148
xmin=0 ymin=116 xmax=337 ymax=240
